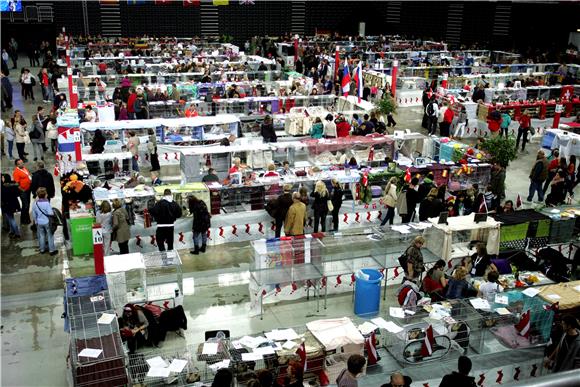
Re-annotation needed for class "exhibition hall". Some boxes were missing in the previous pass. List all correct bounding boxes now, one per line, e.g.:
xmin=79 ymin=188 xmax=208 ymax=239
xmin=1 ymin=1 xmax=579 ymax=386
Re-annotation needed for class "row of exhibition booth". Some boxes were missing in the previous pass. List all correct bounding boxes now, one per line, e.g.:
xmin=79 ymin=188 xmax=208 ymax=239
xmin=64 ymin=208 xmax=579 ymax=386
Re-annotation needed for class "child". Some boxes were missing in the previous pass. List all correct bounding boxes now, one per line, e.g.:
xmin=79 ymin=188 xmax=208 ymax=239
xmin=484 ymin=185 xmax=495 ymax=211
xmin=477 ymin=270 xmax=503 ymax=303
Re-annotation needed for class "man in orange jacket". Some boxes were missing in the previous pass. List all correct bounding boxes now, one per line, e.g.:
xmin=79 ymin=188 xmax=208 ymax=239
xmin=12 ymin=159 xmax=32 ymax=225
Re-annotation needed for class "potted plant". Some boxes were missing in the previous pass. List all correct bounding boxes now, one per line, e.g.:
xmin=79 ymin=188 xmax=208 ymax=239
xmin=479 ymin=136 xmax=518 ymax=167
xmin=376 ymin=95 xmax=397 ymax=118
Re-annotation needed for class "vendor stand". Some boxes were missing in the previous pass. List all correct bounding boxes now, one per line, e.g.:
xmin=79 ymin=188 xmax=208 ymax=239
xmin=423 ymin=213 xmax=501 ymax=264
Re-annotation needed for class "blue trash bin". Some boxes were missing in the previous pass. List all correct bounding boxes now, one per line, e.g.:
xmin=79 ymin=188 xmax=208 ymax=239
xmin=354 ymin=268 xmax=383 ymax=317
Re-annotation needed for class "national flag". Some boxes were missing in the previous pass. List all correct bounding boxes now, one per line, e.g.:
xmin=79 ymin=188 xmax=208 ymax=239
xmin=318 ymin=370 xmax=330 ymax=386
xmin=341 ymin=64 xmax=351 ymax=96
xmin=404 ymin=167 xmax=411 ymax=183
xmin=296 ymin=341 xmax=307 ymax=372
xmin=182 ymin=0 xmax=200 ymax=6
xmin=420 ymin=325 xmax=436 ymax=357
xmin=478 ymin=196 xmax=487 ymax=213
xmin=352 ymin=61 xmax=363 ymax=103
xmin=515 ymin=309 xmax=531 ymax=337
xmin=334 ymin=46 xmax=340 ymax=81
xmin=365 ymin=331 xmax=378 ymax=365
xmin=516 ymin=194 xmax=523 ymax=209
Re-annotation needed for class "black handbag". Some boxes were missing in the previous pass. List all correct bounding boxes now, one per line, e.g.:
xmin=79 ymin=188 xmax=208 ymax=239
xmin=35 ymin=202 xmax=59 ymax=234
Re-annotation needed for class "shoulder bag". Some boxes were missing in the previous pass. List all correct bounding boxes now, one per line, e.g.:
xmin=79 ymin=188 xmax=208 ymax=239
xmin=35 ymin=202 xmax=59 ymax=233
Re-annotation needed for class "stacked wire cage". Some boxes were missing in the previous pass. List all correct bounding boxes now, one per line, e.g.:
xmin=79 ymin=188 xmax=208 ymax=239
xmin=142 ymin=251 xmax=183 ymax=304
xmin=127 ymin=344 xmax=217 ymax=386
xmin=66 ymin=281 xmax=129 ymax=387
xmin=382 ymin=299 xmax=486 ymax=366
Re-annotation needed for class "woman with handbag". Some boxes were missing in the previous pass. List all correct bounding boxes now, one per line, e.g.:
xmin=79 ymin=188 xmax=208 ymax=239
xmin=12 ymin=110 xmax=29 ymax=162
xmin=330 ymin=179 xmax=343 ymax=232
xmin=380 ymin=177 xmax=398 ymax=226
xmin=310 ymin=180 xmax=329 ymax=233
xmin=30 ymin=107 xmax=46 ymax=161
xmin=32 ymin=187 xmax=57 ymax=255
xmin=112 ymin=198 xmax=131 ymax=255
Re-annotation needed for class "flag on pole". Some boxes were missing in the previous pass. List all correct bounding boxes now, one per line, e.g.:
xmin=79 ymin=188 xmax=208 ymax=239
xmin=404 ymin=167 xmax=412 ymax=183
xmin=341 ymin=64 xmax=351 ymax=96
xmin=334 ymin=46 xmax=340 ymax=81
xmin=183 ymin=0 xmax=200 ymax=6
xmin=365 ymin=331 xmax=378 ymax=365
xmin=515 ymin=310 xmax=531 ymax=337
xmin=516 ymin=194 xmax=523 ymax=209
xmin=296 ymin=341 xmax=307 ymax=372
xmin=420 ymin=325 xmax=436 ymax=357
xmin=352 ymin=61 xmax=363 ymax=102
xmin=478 ymin=196 xmax=488 ymax=213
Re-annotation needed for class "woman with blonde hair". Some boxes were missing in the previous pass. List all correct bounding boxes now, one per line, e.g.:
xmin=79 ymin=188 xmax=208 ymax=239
xmin=310 ymin=180 xmax=329 ymax=232
xmin=380 ymin=176 xmax=398 ymax=226
xmin=446 ymin=266 xmax=474 ymax=299
xmin=96 ymin=200 xmax=113 ymax=256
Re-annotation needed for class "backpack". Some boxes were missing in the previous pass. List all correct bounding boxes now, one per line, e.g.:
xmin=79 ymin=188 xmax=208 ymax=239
xmin=396 ymin=188 xmax=408 ymax=215
xmin=427 ymin=102 xmax=435 ymax=116
xmin=29 ymin=126 xmax=41 ymax=139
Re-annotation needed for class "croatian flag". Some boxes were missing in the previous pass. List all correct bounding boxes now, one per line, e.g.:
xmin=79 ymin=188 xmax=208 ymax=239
xmin=353 ymin=61 xmax=363 ymax=102
xmin=341 ymin=64 xmax=351 ymax=96
xmin=515 ymin=309 xmax=531 ymax=337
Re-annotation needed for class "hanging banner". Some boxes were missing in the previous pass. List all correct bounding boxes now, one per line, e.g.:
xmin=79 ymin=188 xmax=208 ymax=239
xmin=213 ymin=0 xmax=229 ymax=5
xmin=183 ymin=0 xmax=200 ymax=6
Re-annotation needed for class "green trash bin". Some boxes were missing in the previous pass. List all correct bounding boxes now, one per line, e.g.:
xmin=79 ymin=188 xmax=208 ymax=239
xmin=70 ymin=215 xmax=95 ymax=256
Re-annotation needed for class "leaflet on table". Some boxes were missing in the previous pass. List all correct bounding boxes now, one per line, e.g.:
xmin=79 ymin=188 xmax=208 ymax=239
xmin=97 ymin=313 xmax=116 ymax=325
xmin=469 ymin=298 xmax=491 ymax=310
xmin=78 ymin=348 xmax=103 ymax=358
xmin=358 ymin=321 xmax=378 ymax=335
xmin=494 ymin=294 xmax=509 ymax=305
xmin=389 ymin=307 xmax=406 ymax=318
xmin=208 ymin=359 xmax=230 ymax=371
xmin=521 ymin=288 xmax=541 ymax=298
xmin=370 ymin=317 xmax=403 ymax=333
xmin=495 ymin=307 xmax=512 ymax=315
xmin=237 ymin=335 xmax=269 ymax=349
xmin=147 ymin=356 xmax=169 ymax=368
xmin=168 ymin=359 xmax=188 ymax=373
xmin=264 ymin=328 xmax=299 ymax=342
xmin=202 ymin=342 xmax=219 ymax=355
xmin=147 ymin=367 xmax=171 ymax=378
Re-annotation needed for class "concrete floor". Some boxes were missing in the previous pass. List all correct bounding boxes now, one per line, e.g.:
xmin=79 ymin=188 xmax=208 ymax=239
xmin=0 ymin=56 xmax=572 ymax=386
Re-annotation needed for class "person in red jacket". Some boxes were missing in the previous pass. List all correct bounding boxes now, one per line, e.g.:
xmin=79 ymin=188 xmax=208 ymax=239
xmin=335 ymin=114 xmax=351 ymax=137
xmin=516 ymin=110 xmax=532 ymax=151
xmin=487 ymin=109 xmax=502 ymax=137
xmin=441 ymin=104 xmax=454 ymax=137
xmin=127 ymin=88 xmax=137 ymax=120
